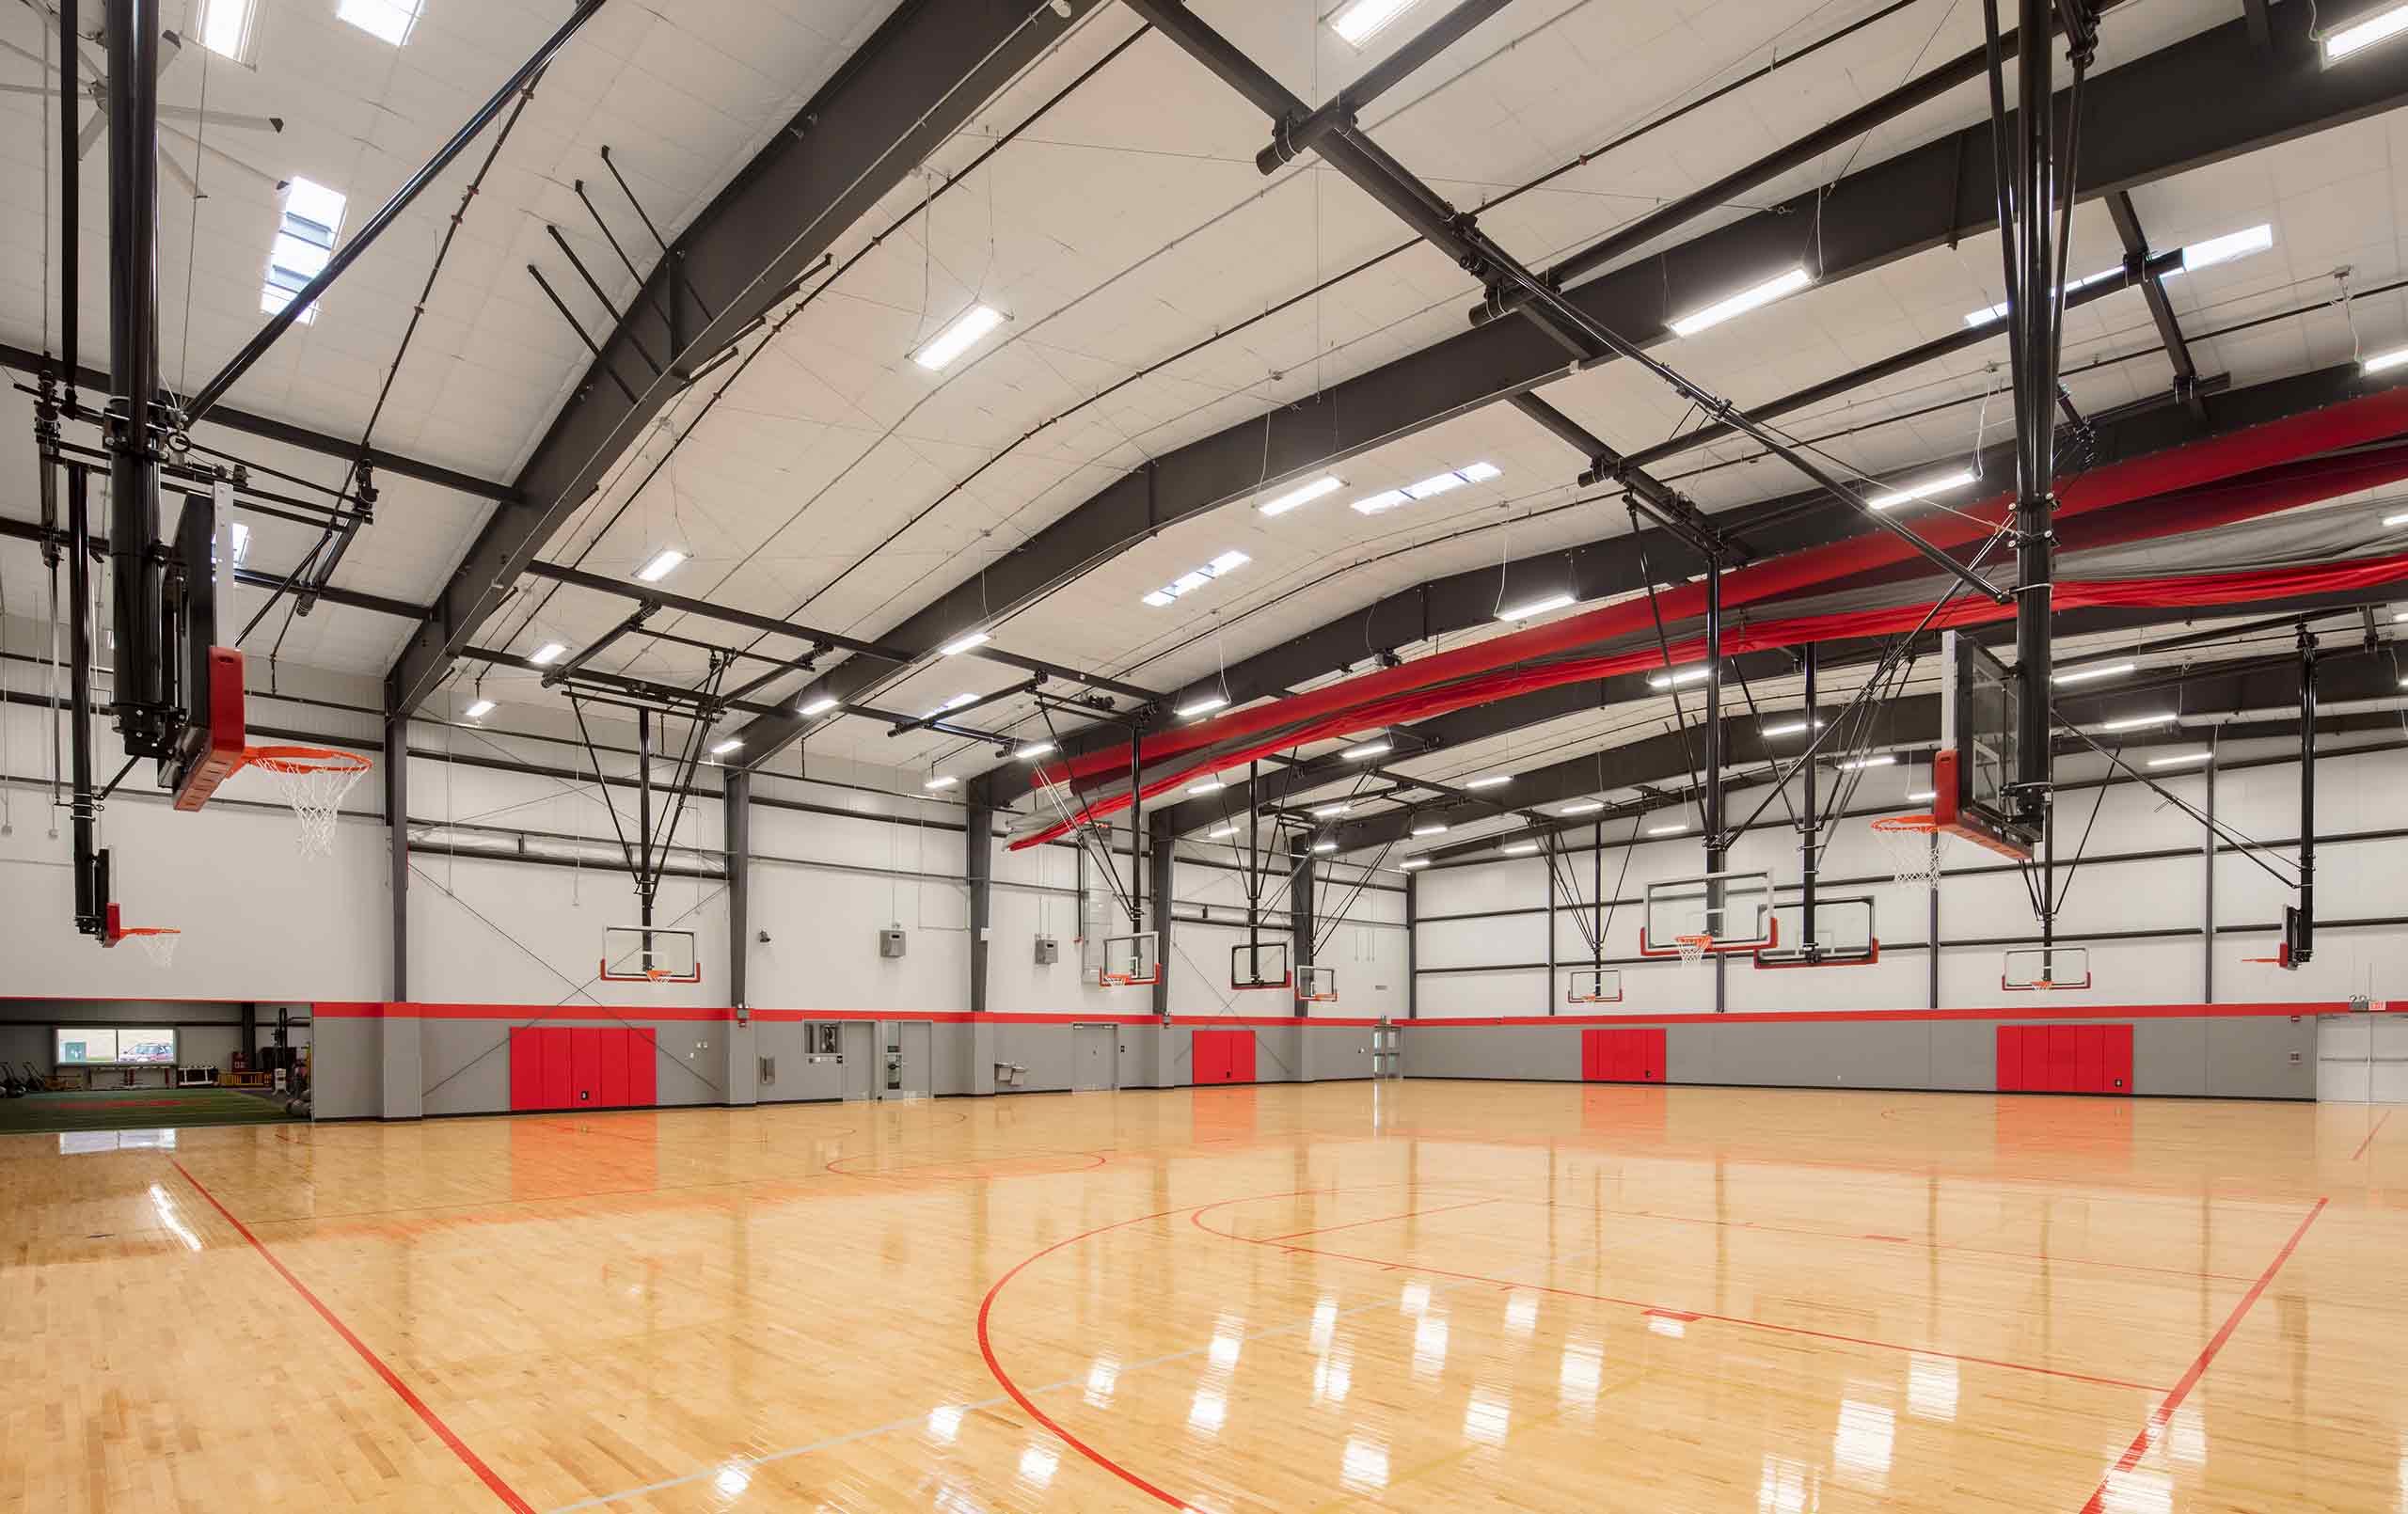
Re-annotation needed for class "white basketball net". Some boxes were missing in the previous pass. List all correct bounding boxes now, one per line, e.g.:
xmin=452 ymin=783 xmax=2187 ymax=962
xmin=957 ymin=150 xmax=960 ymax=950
xmin=260 ymin=761 xmax=368 ymax=859
xmin=126 ymin=930 xmax=181 ymax=969
xmin=1675 ymin=934 xmax=1712 ymax=965
xmin=1875 ymin=822 xmax=1946 ymax=889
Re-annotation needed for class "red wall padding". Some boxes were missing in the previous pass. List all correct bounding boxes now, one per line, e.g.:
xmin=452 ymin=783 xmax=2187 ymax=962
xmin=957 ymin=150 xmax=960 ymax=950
xmin=1998 ymin=1023 xmax=2133 ymax=1095
xmin=1191 ymin=1029 xmax=1257 ymax=1085
xmin=510 ymin=1027 xmax=657 ymax=1112
xmin=1581 ymin=1027 xmax=1665 ymax=1083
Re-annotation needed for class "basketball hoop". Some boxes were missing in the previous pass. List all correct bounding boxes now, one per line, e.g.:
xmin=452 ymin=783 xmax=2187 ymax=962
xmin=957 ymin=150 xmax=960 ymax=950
xmin=114 ymin=927 xmax=182 ymax=969
xmin=1675 ymin=933 xmax=1714 ymax=965
xmin=241 ymin=747 xmax=371 ymax=859
xmin=1872 ymin=814 xmax=1946 ymax=888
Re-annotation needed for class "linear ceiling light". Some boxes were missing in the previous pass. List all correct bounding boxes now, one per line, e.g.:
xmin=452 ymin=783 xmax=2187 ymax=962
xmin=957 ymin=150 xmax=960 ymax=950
xmin=635 ymin=547 xmax=685 ymax=584
xmin=1258 ymin=476 xmax=1343 ymax=517
xmin=2366 ymin=346 xmax=2408 ymax=376
xmin=529 ymin=640 xmax=566 ymax=666
xmin=1560 ymin=800 xmax=1604 ymax=815
xmin=924 ymin=775 xmax=960 ymax=790
xmin=1835 ymin=753 xmax=1897 ymax=769
xmin=195 ymin=0 xmax=260 ymax=62
xmin=1646 ymin=822 xmax=1688 ymax=835
xmin=1964 ymin=266 xmax=2119 ymax=327
xmin=2095 ymin=713 xmax=2176 ymax=732
xmin=939 ymin=631 xmax=991 ymax=655
xmin=1906 ymin=788 xmax=1937 ymax=802
xmin=1357 ymin=463 xmax=1502 ymax=514
xmin=1501 ymin=841 xmax=1539 ymax=856
xmin=1410 ymin=822 xmax=1450 ymax=836
xmin=1187 ymin=780 xmax=1225 ymax=795
xmin=1330 ymin=0 xmax=1424 ymax=46
xmin=923 ymin=691 xmax=979 ymax=718
xmin=1312 ymin=803 xmax=1354 ymax=818
xmin=912 ymin=304 xmax=1005 ymax=371
xmin=1495 ymin=592 xmax=1576 ymax=623
xmin=799 ymin=695 xmax=838 ymax=717
xmin=2328 ymin=1 xmax=2408 ymax=57
xmin=1463 ymin=774 xmax=1512 ymax=789
xmin=1646 ymin=665 xmax=1710 ymax=689
xmin=709 ymin=738 xmax=743 ymax=757
xmin=1176 ymin=694 xmax=1228 ymax=718
xmin=2148 ymin=750 xmax=2213 ymax=767
xmin=338 ymin=0 xmax=423 ymax=46
xmin=1312 ymin=840 xmax=1339 ymax=853
xmin=1866 ymin=469 xmax=1977 ymax=511
xmin=1402 ymin=857 xmax=1431 ymax=870
xmin=261 ymin=177 xmax=347 ymax=323
xmin=2054 ymin=661 xmax=2132 ymax=686
xmin=1014 ymin=740 xmax=1055 ymax=759
xmin=2385 ymin=510 xmax=2408 ymax=528
xmin=2170 ymin=223 xmax=2273 ymax=276
xmin=1342 ymin=741 xmax=1392 ymax=760
xmin=464 ymin=699 xmax=495 ymax=720
xmin=226 ymin=521 xmax=250 ymax=567
xmin=1209 ymin=824 xmax=1240 ymax=839
xmin=1668 ymin=266 xmax=1812 ymax=337
xmin=1144 ymin=550 xmax=1249 ymax=607
xmin=1758 ymin=718 xmax=1824 ymax=736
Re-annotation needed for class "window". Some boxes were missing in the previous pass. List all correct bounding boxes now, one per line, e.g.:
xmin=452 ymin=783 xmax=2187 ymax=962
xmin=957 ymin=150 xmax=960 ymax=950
xmin=337 ymin=0 xmax=424 ymax=47
xmin=55 ymin=1028 xmax=178 ymax=1065
xmin=194 ymin=0 xmax=261 ymax=65
xmin=261 ymin=178 xmax=348 ymax=323
xmin=808 ymin=1024 xmax=840 ymax=1056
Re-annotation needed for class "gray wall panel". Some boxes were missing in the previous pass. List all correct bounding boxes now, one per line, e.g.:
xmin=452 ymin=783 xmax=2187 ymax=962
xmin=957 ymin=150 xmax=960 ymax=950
xmin=991 ymin=1021 xmax=1081 ymax=1093
xmin=420 ymin=1021 xmax=510 ymax=1117
xmin=1927 ymin=1019 xmax=1996 ymax=1092
xmin=312 ymin=1017 xmax=382 ymax=1119
xmin=2207 ymin=1015 xmax=2317 ymax=1099
xmin=1302 ymin=1025 xmax=1374 ymax=1080
xmin=1405 ymin=1025 xmax=1584 ymax=1080
xmin=2131 ymin=1018 xmax=2208 ymax=1096
xmin=1665 ymin=1026 xmax=1713 ymax=1084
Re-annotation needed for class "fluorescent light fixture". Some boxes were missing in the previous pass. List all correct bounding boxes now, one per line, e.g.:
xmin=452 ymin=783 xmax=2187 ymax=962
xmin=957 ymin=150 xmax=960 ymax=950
xmin=1758 ymin=718 xmax=1824 ymax=736
xmin=464 ymin=699 xmax=495 ymax=720
xmin=1963 ymin=265 xmax=2120 ymax=327
xmin=1330 ymin=0 xmax=1423 ymax=46
xmin=1402 ymin=857 xmax=1431 ymax=870
xmin=1342 ymin=741 xmax=1392 ymax=760
xmin=939 ymin=631 xmax=991 ymax=656
xmin=1502 ymin=841 xmax=1539 ymax=855
xmin=1177 ymin=694 xmax=1228 ymax=718
xmin=1312 ymin=840 xmax=1339 ymax=854
xmin=1350 ymin=489 xmax=1412 ymax=515
xmin=529 ymin=640 xmax=566 ymax=667
xmin=2053 ymin=661 xmax=2132 ymax=686
xmin=1560 ymin=800 xmax=1604 ymax=814
xmin=1464 ymin=774 xmax=1512 ymax=790
xmin=2328 ymin=1 xmax=2408 ymax=58
xmin=1258 ymin=476 xmax=1343 ymax=517
xmin=196 ymin=0 xmax=258 ymax=64
xmin=1014 ymin=740 xmax=1055 ymax=759
xmin=912 ymin=304 xmax=1005 ymax=371
xmin=227 ymin=521 xmax=250 ymax=566
xmin=2148 ymin=750 xmax=2213 ymax=767
xmin=1403 ymin=472 xmax=1467 ymax=500
xmin=1209 ymin=824 xmax=1240 ymax=839
xmin=261 ymin=178 xmax=347 ymax=323
xmin=1646 ymin=822 xmax=1688 ymax=836
xmin=1410 ymin=822 xmax=1450 ymax=836
xmin=799 ymin=695 xmax=838 ymax=717
xmin=635 ymin=548 xmax=685 ymax=583
xmin=1668 ymin=266 xmax=1812 ymax=337
xmin=1836 ymin=753 xmax=1897 ymax=770
xmin=1311 ymin=803 xmax=1354 ymax=818
xmin=709 ymin=738 xmax=742 ymax=756
xmin=2366 ymin=346 xmax=2408 ymax=376
xmin=1145 ymin=551 xmax=1249 ymax=607
xmin=1358 ymin=463 xmax=1505 ymax=513
xmin=338 ymin=0 xmax=423 ymax=46
xmin=2173 ymin=223 xmax=2273 ymax=275
xmin=1866 ymin=469 xmax=1977 ymax=511
xmin=923 ymin=691 xmax=980 ymax=718
xmin=2095 ymin=713 xmax=2176 ymax=732
xmin=923 ymin=775 xmax=960 ymax=790
xmin=1187 ymin=780 xmax=1225 ymax=795
xmin=1646 ymin=665 xmax=1710 ymax=689
xmin=1906 ymin=789 xmax=1937 ymax=802
xmin=1495 ymin=592 xmax=1576 ymax=623
xmin=2386 ymin=512 xmax=2408 ymax=528
xmin=1458 ymin=462 xmax=1502 ymax=482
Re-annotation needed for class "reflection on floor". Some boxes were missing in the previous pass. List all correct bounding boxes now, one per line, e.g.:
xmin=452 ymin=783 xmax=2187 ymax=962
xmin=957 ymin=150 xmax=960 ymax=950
xmin=0 ymin=1084 xmax=300 ymax=1136
xmin=3 ymin=1080 xmax=2398 ymax=1512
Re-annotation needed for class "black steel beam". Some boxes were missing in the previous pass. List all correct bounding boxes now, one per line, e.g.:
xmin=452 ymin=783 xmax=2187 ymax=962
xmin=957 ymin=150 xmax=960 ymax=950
xmin=388 ymin=0 xmax=1101 ymax=714
xmin=725 ymin=6 xmax=2408 ymax=771
xmin=2103 ymin=190 xmax=2205 ymax=417
xmin=1255 ymin=0 xmax=1515 ymax=175
xmin=0 ymin=343 xmax=514 ymax=501
xmin=0 ymin=512 xmax=429 ymax=620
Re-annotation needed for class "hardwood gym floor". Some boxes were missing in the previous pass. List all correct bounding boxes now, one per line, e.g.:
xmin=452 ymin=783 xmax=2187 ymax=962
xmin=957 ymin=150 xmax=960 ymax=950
xmin=1 ymin=1080 xmax=2398 ymax=1512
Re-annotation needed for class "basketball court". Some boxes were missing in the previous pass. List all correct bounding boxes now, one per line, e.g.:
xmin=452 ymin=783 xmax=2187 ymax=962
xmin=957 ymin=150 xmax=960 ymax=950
xmin=7 ymin=0 xmax=2408 ymax=1508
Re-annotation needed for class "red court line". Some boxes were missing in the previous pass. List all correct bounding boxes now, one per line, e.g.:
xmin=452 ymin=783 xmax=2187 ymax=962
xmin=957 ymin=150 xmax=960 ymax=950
xmin=172 ymin=1160 xmax=535 ymax=1514
xmin=1263 ymin=1197 xmax=1497 ymax=1243
xmin=2074 ymin=1197 xmax=2326 ymax=1514
xmin=1188 ymin=1195 xmax=2165 ymax=1395
xmin=2351 ymin=1111 xmax=2391 ymax=1162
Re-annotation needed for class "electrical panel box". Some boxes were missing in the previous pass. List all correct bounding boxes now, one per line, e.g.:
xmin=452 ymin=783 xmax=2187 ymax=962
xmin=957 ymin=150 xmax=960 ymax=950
xmin=1034 ymin=935 xmax=1059 ymax=965
xmin=879 ymin=927 xmax=907 ymax=959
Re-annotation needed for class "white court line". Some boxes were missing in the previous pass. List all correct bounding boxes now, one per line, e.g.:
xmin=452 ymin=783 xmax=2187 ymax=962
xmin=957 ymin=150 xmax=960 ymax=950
xmin=547 ymin=1217 xmax=1638 ymax=1511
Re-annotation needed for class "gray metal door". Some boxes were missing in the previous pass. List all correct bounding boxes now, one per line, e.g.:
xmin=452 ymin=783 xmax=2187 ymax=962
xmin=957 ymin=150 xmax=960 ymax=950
xmin=882 ymin=1020 xmax=931 ymax=1098
xmin=840 ymin=1021 xmax=875 ymax=1101
xmin=1072 ymin=1023 xmax=1116 ymax=1093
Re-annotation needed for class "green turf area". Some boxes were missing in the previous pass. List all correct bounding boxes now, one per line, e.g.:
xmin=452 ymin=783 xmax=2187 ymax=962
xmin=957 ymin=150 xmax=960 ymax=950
xmin=0 ymin=1086 xmax=301 ymax=1135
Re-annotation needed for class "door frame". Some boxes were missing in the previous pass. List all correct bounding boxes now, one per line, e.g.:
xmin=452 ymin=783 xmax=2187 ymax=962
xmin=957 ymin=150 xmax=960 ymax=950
xmin=1071 ymin=1021 xmax=1118 ymax=1093
xmin=880 ymin=1018 xmax=935 ymax=1100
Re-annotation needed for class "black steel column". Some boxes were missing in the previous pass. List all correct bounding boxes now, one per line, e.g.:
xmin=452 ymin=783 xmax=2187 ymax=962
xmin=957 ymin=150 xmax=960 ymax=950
xmin=1543 ymin=835 xmax=1557 ymax=1016
xmin=2299 ymin=629 xmax=2317 ymax=963
xmin=1404 ymin=870 xmax=1418 ymax=1019
xmin=1798 ymin=643 xmax=1819 ymax=957
xmin=57 ymin=0 xmax=78 ymax=404
xmin=385 ymin=710 xmax=408 ymax=998
xmin=67 ymin=467 xmax=101 ymax=935
xmin=1149 ymin=812 xmax=1175 ymax=1017
xmin=2011 ymin=0 xmax=2059 ymax=799
xmin=966 ymin=780 xmax=992 ymax=1016
xmin=2202 ymin=749 xmax=2216 ymax=1000
xmin=1704 ymin=554 xmax=1725 ymax=1012
xmin=637 ymin=708 xmax=654 ymax=931
xmin=105 ymin=0 xmax=164 ymax=748
xmin=1292 ymin=843 xmax=1317 ymax=1018
xmin=1927 ymin=872 xmax=1941 ymax=1009
xmin=724 ymin=767 xmax=751 ymax=1007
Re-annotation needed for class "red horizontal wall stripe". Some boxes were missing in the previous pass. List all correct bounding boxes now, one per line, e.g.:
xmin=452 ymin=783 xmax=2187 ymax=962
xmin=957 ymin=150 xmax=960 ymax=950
xmin=309 ymin=1001 xmax=1384 ymax=1028
xmin=1404 ymin=1001 xmax=2386 ymax=1028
